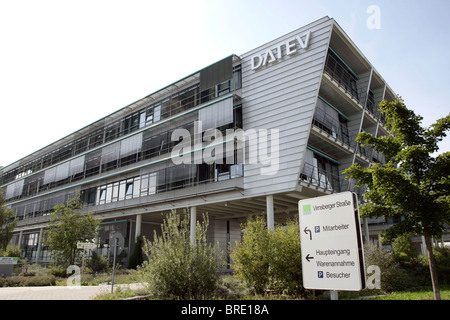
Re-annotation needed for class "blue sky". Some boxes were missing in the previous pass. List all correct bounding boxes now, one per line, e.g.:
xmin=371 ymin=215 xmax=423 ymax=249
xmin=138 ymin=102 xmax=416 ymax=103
xmin=1 ymin=0 xmax=449 ymax=167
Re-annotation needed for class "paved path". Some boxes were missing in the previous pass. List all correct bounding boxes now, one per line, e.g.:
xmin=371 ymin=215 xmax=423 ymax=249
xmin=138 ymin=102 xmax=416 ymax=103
xmin=0 ymin=283 xmax=146 ymax=300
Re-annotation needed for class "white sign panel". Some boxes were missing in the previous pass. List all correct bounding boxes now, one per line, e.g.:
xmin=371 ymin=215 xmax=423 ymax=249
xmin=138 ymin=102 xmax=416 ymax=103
xmin=298 ymin=192 xmax=365 ymax=291
xmin=0 ymin=257 xmax=19 ymax=265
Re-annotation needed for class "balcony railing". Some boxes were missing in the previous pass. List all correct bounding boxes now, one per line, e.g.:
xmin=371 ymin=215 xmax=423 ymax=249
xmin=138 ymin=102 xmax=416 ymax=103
xmin=312 ymin=114 xmax=351 ymax=147
xmin=300 ymin=162 xmax=370 ymax=202
xmin=365 ymin=93 xmax=387 ymax=127
xmin=300 ymin=162 xmax=341 ymax=192
xmin=12 ymin=162 xmax=244 ymax=225
xmin=324 ymin=50 xmax=363 ymax=104
xmin=366 ymin=92 xmax=376 ymax=116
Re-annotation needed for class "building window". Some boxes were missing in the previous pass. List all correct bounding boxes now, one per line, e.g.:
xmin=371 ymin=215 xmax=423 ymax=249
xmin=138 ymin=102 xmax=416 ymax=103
xmin=99 ymin=188 xmax=106 ymax=204
xmin=217 ymin=80 xmax=231 ymax=97
xmin=125 ymin=182 xmax=133 ymax=196
xmin=232 ymin=65 xmax=242 ymax=90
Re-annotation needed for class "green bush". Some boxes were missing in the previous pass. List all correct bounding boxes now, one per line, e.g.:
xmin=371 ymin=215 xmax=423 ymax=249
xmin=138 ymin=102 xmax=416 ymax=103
xmin=0 ymin=274 xmax=56 ymax=287
xmin=270 ymin=220 xmax=306 ymax=296
xmin=48 ymin=266 xmax=69 ymax=278
xmin=0 ymin=246 xmax=21 ymax=258
xmin=139 ymin=210 xmax=224 ymax=299
xmin=364 ymin=241 xmax=410 ymax=292
xmin=214 ymin=275 xmax=249 ymax=299
xmin=392 ymin=233 xmax=417 ymax=262
xmin=231 ymin=216 xmax=307 ymax=297
xmin=128 ymin=235 xmax=144 ymax=269
xmin=416 ymin=246 xmax=450 ymax=285
xmin=434 ymin=246 xmax=450 ymax=284
xmin=86 ymin=251 xmax=109 ymax=273
xmin=230 ymin=216 xmax=270 ymax=294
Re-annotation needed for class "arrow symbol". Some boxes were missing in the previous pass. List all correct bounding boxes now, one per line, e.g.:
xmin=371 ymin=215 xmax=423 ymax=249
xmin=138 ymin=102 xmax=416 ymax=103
xmin=306 ymin=254 xmax=314 ymax=262
xmin=304 ymin=227 xmax=312 ymax=240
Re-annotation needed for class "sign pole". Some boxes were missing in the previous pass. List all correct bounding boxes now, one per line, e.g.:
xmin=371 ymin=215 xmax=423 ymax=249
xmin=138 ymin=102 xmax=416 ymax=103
xmin=81 ymin=249 xmax=85 ymax=279
xmin=330 ymin=290 xmax=338 ymax=300
xmin=111 ymin=237 xmax=118 ymax=295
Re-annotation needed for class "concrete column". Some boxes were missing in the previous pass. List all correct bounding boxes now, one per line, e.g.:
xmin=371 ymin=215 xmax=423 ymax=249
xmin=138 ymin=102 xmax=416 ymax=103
xmin=190 ymin=206 xmax=197 ymax=245
xmin=135 ymin=213 xmax=142 ymax=240
xmin=421 ymin=235 xmax=427 ymax=255
xmin=36 ymin=228 xmax=44 ymax=264
xmin=18 ymin=230 xmax=23 ymax=250
xmin=266 ymin=195 xmax=274 ymax=231
xmin=363 ymin=218 xmax=370 ymax=244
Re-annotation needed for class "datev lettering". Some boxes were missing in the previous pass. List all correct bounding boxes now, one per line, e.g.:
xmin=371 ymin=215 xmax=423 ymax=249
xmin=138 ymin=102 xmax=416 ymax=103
xmin=251 ymin=31 xmax=311 ymax=70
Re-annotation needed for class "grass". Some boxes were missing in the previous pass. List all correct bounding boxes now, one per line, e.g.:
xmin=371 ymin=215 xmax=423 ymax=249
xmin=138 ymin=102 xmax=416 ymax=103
xmin=92 ymin=286 xmax=150 ymax=300
xmin=369 ymin=285 xmax=450 ymax=300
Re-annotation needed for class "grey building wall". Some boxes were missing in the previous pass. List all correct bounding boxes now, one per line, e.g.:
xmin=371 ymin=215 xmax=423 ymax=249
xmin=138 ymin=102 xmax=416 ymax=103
xmin=240 ymin=16 xmax=334 ymax=196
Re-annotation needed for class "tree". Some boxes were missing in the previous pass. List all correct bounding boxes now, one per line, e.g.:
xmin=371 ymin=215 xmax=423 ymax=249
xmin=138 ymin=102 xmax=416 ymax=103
xmin=44 ymin=193 xmax=101 ymax=267
xmin=344 ymin=98 xmax=450 ymax=300
xmin=0 ymin=187 xmax=16 ymax=251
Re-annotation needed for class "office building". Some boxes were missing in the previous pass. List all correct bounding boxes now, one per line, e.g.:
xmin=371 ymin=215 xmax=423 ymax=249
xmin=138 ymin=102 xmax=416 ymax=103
xmin=1 ymin=17 xmax=413 ymax=265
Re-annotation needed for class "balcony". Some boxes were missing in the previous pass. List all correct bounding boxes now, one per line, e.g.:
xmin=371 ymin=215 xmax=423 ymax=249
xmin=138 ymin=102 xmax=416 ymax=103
xmin=366 ymin=91 xmax=387 ymax=127
xmin=300 ymin=147 xmax=341 ymax=193
xmin=300 ymin=162 xmax=340 ymax=192
xmin=366 ymin=91 xmax=376 ymax=117
xmin=312 ymin=99 xmax=351 ymax=148
xmin=323 ymin=49 xmax=362 ymax=104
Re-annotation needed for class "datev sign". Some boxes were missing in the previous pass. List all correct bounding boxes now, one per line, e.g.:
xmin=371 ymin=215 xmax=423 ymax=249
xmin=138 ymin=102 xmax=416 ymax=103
xmin=298 ymin=192 xmax=366 ymax=291
xmin=251 ymin=30 xmax=311 ymax=70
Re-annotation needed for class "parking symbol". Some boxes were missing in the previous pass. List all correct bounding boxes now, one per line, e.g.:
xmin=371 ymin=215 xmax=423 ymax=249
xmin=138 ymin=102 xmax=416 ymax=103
xmin=315 ymin=226 xmax=320 ymax=233
xmin=318 ymin=271 xmax=324 ymax=278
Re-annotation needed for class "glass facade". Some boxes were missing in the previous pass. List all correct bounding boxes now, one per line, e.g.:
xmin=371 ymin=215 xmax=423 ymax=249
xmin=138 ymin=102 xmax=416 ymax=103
xmin=2 ymin=59 xmax=243 ymax=222
xmin=0 ymin=64 xmax=241 ymax=186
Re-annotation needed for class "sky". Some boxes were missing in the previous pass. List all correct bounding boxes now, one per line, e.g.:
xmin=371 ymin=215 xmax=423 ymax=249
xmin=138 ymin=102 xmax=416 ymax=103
xmin=1 ymin=0 xmax=449 ymax=167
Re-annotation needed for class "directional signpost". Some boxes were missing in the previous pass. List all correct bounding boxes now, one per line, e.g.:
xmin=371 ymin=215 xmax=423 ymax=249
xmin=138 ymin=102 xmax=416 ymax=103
xmin=0 ymin=257 xmax=19 ymax=277
xmin=299 ymin=192 xmax=365 ymax=296
xmin=110 ymin=232 xmax=125 ymax=294
xmin=77 ymin=242 xmax=97 ymax=278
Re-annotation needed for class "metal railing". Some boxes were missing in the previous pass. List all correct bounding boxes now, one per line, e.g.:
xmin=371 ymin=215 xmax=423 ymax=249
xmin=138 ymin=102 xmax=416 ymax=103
xmin=300 ymin=162 xmax=341 ymax=192
xmin=365 ymin=93 xmax=387 ymax=127
xmin=312 ymin=114 xmax=351 ymax=147
xmin=323 ymin=52 xmax=363 ymax=104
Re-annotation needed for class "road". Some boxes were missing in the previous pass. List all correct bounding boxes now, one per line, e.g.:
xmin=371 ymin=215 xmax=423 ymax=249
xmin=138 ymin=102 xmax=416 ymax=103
xmin=0 ymin=283 xmax=146 ymax=300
